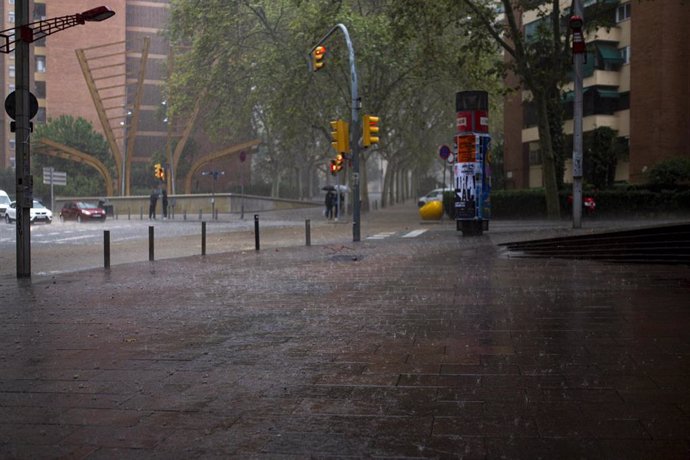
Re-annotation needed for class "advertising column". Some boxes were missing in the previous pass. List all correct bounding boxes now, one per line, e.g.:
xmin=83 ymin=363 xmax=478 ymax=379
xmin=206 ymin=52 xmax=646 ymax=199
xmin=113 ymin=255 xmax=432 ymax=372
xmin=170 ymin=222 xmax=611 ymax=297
xmin=454 ymin=91 xmax=491 ymax=236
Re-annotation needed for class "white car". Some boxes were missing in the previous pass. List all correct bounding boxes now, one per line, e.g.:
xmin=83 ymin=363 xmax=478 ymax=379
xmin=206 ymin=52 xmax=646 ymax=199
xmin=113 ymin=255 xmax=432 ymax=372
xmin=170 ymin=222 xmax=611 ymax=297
xmin=0 ymin=189 xmax=10 ymax=217
xmin=418 ymin=188 xmax=453 ymax=207
xmin=5 ymin=200 xmax=53 ymax=224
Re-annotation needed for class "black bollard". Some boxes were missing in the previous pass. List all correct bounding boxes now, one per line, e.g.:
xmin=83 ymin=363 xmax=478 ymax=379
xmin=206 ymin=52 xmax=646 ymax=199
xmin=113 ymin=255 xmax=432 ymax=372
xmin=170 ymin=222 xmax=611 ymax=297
xmin=183 ymin=209 xmax=187 ymax=221
xmin=140 ymin=206 xmax=143 ymax=220
xmin=104 ymin=230 xmax=110 ymax=268
xmin=199 ymin=209 xmax=202 ymax=220
xmin=305 ymin=219 xmax=311 ymax=246
xmin=128 ymin=207 xmax=131 ymax=220
xmin=254 ymin=214 xmax=260 ymax=251
xmin=149 ymin=225 xmax=154 ymax=261
xmin=201 ymin=221 xmax=206 ymax=256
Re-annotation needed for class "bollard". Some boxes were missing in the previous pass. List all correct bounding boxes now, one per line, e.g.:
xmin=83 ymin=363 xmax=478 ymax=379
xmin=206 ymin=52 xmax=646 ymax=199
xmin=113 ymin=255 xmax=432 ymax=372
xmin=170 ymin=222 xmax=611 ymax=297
xmin=140 ymin=206 xmax=143 ymax=220
xmin=103 ymin=230 xmax=110 ymax=268
xmin=183 ymin=209 xmax=187 ymax=221
xmin=149 ymin=225 xmax=154 ymax=261
xmin=128 ymin=207 xmax=131 ymax=220
xmin=305 ymin=219 xmax=311 ymax=246
xmin=199 ymin=209 xmax=202 ymax=220
xmin=201 ymin=221 xmax=206 ymax=256
xmin=254 ymin=214 xmax=260 ymax=251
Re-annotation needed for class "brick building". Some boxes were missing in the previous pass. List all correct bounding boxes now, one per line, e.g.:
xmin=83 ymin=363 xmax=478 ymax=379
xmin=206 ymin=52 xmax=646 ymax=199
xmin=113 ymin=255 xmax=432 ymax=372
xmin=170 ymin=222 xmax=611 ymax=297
xmin=503 ymin=0 xmax=689 ymax=189
xmin=1 ymin=1 xmax=246 ymax=196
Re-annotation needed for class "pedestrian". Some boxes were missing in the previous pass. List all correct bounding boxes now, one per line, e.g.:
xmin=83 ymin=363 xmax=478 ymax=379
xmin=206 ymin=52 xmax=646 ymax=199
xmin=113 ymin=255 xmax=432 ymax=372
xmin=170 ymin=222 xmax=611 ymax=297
xmin=148 ymin=188 xmax=158 ymax=219
xmin=325 ymin=190 xmax=334 ymax=219
xmin=161 ymin=189 xmax=168 ymax=219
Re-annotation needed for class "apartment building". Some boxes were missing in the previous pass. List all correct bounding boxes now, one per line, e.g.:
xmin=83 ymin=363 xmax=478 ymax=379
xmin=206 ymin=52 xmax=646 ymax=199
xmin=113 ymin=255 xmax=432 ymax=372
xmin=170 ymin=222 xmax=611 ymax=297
xmin=503 ymin=0 xmax=689 ymax=189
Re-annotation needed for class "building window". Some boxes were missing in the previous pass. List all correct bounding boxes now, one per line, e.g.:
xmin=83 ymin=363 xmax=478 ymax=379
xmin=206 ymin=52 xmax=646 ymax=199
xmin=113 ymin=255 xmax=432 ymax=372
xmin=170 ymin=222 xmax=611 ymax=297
xmin=9 ymin=138 xmax=16 ymax=150
xmin=36 ymin=56 xmax=46 ymax=73
xmin=616 ymin=2 xmax=631 ymax=22
xmin=8 ymin=65 xmax=14 ymax=78
xmin=8 ymin=11 xmax=15 ymax=23
xmin=619 ymin=46 xmax=631 ymax=64
xmin=8 ymin=84 xmax=15 ymax=92
xmin=34 ymin=81 xmax=46 ymax=99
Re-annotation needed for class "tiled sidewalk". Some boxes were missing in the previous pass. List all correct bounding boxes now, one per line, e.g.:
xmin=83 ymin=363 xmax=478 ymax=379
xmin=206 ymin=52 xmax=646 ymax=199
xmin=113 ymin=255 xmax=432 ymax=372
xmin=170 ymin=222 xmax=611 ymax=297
xmin=1 ymin=207 xmax=689 ymax=458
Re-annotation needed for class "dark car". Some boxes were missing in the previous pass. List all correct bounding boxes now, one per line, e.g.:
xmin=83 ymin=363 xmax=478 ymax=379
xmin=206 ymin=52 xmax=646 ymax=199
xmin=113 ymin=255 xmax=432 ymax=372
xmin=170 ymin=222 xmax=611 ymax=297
xmin=59 ymin=201 xmax=107 ymax=223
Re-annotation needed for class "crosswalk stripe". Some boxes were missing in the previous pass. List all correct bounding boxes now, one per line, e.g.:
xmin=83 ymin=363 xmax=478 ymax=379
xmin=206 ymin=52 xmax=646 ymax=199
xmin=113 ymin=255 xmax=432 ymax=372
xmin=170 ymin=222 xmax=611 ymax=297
xmin=402 ymin=229 xmax=428 ymax=238
xmin=366 ymin=232 xmax=396 ymax=240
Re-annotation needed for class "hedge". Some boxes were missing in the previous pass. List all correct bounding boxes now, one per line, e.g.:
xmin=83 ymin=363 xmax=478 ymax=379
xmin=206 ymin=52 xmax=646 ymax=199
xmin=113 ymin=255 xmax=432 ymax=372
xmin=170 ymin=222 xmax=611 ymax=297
xmin=442 ymin=189 xmax=690 ymax=219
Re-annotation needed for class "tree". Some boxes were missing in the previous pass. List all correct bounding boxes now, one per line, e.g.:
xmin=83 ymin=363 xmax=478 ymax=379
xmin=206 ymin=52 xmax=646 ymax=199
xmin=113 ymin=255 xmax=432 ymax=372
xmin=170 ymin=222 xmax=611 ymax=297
xmin=584 ymin=126 xmax=618 ymax=189
xmin=31 ymin=115 xmax=114 ymax=198
xmin=393 ymin=0 xmax=617 ymax=218
xmin=166 ymin=0 xmax=500 ymax=205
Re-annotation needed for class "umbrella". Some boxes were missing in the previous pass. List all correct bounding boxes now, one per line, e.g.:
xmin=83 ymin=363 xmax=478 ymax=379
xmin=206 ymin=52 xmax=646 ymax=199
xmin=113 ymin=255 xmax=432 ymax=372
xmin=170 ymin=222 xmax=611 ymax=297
xmin=321 ymin=185 xmax=336 ymax=191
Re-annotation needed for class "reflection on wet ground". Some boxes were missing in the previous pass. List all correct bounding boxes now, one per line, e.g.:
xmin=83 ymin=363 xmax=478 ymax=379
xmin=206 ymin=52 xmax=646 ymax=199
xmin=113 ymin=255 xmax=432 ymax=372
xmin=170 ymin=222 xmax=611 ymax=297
xmin=1 ymin=204 xmax=689 ymax=457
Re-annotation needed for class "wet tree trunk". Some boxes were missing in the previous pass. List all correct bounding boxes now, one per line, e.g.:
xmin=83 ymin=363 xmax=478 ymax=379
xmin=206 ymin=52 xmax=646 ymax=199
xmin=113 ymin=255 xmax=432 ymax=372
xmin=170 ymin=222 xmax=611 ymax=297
xmin=536 ymin=94 xmax=561 ymax=219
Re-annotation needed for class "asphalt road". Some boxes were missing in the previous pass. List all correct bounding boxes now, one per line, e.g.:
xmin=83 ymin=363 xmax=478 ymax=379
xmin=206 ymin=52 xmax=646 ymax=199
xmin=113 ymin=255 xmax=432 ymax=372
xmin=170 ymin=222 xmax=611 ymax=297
xmin=0 ymin=207 xmax=349 ymax=278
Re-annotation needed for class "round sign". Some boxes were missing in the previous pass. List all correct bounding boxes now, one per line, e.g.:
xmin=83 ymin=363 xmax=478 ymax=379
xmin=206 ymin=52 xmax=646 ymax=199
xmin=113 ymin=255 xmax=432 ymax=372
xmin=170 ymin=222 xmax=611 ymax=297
xmin=4 ymin=91 xmax=39 ymax=120
xmin=438 ymin=144 xmax=451 ymax=160
xmin=239 ymin=150 xmax=247 ymax=162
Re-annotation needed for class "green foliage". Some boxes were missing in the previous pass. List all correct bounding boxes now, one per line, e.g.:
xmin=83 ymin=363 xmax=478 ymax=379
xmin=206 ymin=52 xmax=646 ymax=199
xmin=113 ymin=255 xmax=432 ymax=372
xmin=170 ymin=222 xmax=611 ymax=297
xmin=166 ymin=0 xmax=502 ymax=200
xmin=647 ymin=157 xmax=690 ymax=190
xmin=31 ymin=116 xmax=114 ymax=199
xmin=584 ymin=126 xmax=619 ymax=190
xmin=465 ymin=188 xmax=690 ymax=219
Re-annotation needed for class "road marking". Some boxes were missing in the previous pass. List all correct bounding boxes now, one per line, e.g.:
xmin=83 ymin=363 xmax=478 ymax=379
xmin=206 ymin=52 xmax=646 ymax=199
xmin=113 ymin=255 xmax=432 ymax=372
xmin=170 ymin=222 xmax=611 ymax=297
xmin=366 ymin=232 xmax=396 ymax=240
xmin=402 ymin=229 xmax=427 ymax=238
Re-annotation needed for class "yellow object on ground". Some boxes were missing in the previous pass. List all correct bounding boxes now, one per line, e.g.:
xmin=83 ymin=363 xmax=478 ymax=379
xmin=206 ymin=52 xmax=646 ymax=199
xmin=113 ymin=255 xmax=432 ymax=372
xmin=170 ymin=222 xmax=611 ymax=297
xmin=419 ymin=200 xmax=443 ymax=220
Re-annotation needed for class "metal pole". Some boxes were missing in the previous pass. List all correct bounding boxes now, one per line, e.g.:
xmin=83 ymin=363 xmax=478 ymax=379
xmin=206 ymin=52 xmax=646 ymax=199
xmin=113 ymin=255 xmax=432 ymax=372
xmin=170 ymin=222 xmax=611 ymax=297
xmin=254 ymin=214 xmax=260 ymax=251
xmin=49 ymin=167 xmax=55 ymax=214
xmin=148 ymin=226 xmax=154 ymax=261
xmin=311 ymin=24 xmax=360 ymax=241
xmin=103 ymin=230 xmax=110 ymax=268
xmin=15 ymin=0 xmax=31 ymax=278
xmin=305 ymin=219 xmax=311 ymax=246
xmin=572 ymin=0 xmax=584 ymax=229
xmin=201 ymin=221 xmax=206 ymax=255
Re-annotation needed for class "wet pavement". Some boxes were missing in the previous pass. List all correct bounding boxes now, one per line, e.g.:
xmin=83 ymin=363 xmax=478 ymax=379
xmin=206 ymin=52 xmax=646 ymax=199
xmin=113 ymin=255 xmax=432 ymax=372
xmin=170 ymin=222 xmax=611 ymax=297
xmin=1 ymin=204 xmax=689 ymax=458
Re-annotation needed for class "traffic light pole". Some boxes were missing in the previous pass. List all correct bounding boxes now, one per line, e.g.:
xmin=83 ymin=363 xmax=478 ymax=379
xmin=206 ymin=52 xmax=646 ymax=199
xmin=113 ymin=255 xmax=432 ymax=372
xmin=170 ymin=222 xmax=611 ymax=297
xmin=312 ymin=24 xmax=361 ymax=242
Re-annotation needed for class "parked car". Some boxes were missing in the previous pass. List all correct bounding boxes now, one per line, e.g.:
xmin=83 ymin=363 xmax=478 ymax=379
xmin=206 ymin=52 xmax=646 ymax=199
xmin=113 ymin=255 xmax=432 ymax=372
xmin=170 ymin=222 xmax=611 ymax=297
xmin=5 ymin=200 xmax=53 ymax=224
xmin=0 ymin=189 xmax=10 ymax=217
xmin=418 ymin=188 xmax=453 ymax=207
xmin=59 ymin=201 xmax=107 ymax=223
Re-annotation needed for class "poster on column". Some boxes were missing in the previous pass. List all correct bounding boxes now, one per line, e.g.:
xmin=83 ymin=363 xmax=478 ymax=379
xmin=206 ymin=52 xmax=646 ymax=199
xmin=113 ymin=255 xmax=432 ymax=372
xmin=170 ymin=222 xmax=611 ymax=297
xmin=454 ymin=162 xmax=478 ymax=219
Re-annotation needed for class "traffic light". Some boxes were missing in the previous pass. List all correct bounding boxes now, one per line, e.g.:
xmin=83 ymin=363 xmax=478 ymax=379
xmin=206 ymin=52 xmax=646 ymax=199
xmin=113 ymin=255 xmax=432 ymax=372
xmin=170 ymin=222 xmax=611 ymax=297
xmin=334 ymin=153 xmax=344 ymax=172
xmin=154 ymin=163 xmax=165 ymax=181
xmin=330 ymin=119 xmax=350 ymax=154
xmin=329 ymin=159 xmax=337 ymax=175
xmin=363 ymin=114 xmax=380 ymax=148
xmin=312 ymin=45 xmax=326 ymax=72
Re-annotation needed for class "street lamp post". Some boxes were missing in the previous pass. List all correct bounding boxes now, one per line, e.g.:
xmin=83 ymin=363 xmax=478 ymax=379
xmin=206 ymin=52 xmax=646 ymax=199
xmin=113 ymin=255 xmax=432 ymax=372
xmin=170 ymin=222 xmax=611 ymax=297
xmin=201 ymin=170 xmax=224 ymax=220
xmin=1 ymin=3 xmax=116 ymax=278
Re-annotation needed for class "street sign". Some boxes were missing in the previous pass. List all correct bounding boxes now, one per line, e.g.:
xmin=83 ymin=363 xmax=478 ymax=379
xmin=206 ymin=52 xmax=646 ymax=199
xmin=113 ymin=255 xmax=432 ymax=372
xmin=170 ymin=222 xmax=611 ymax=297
xmin=43 ymin=168 xmax=66 ymax=186
xmin=438 ymin=144 xmax=450 ymax=160
xmin=4 ymin=91 xmax=39 ymax=120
